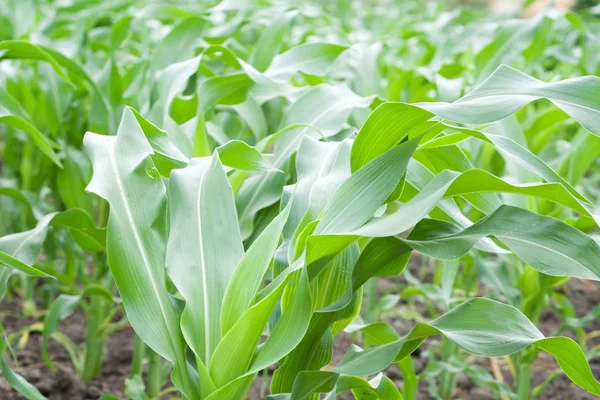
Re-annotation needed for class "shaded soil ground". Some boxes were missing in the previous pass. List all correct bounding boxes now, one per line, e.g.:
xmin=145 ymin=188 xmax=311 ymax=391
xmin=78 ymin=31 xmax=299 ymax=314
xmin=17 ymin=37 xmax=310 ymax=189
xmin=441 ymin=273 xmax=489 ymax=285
xmin=0 ymin=300 xmax=135 ymax=400
xmin=0 ymin=277 xmax=597 ymax=399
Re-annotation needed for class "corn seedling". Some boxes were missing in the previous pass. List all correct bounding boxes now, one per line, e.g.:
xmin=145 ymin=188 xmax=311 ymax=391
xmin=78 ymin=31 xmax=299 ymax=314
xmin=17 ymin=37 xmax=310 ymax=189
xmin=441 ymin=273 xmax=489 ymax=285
xmin=0 ymin=1 xmax=599 ymax=399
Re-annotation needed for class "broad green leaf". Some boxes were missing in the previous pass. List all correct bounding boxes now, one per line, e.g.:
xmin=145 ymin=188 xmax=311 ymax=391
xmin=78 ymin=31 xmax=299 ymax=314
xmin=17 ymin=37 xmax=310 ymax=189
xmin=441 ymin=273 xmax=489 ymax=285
xmin=250 ymin=265 xmax=312 ymax=371
xmin=352 ymin=102 xmax=590 ymax=209
xmin=210 ymin=262 xmax=310 ymax=389
xmin=83 ymin=108 xmax=200 ymax=399
xmin=265 ymin=43 xmax=348 ymax=80
xmin=271 ymin=264 xmax=361 ymax=394
xmin=152 ymin=55 xmax=202 ymax=127
xmin=56 ymin=147 xmax=93 ymax=215
xmin=110 ymin=15 xmax=133 ymax=52
xmin=351 ymin=102 xmax=436 ymax=171
xmin=125 ymin=376 xmax=151 ymax=400
xmin=0 ymin=88 xmax=62 ymax=167
xmin=0 ymin=42 xmax=114 ymax=133
xmin=316 ymin=136 xmax=421 ymax=235
xmin=403 ymin=205 xmax=600 ymax=280
xmin=342 ymin=374 xmax=403 ymax=400
xmin=291 ymin=372 xmax=402 ymax=400
xmin=199 ymin=72 xmax=253 ymax=112
xmin=50 ymin=209 xmax=106 ymax=252
xmin=349 ymin=168 xmax=600 ymax=238
xmin=130 ymin=108 xmax=189 ymax=174
xmin=151 ymin=16 xmax=205 ymax=71
xmin=236 ymin=84 xmax=373 ymax=238
xmin=241 ymin=60 xmax=303 ymax=103
xmin=41 ymin=285 xmax=113 ymax=371
xmin=216 ymin=140 xmax=279 ymax=172
xmin=289 ymin=371 xmax=338 ymax=400
xmin=231 ymin=95 xmax=268 ymax=140
xmin=419 ymin=65 xmax=600 ymax=136
xmin=0 ymin=40 xmax=72 ymax=85
xmin=341 ymin=298 xmax=600 ymax=396
xmin=167 ymin=155 xmax=244 ymax=366
xmin=534 ymin=337 xmax=600 ymax=395
xmin=251 ymin=11 xmax=297 ymax=72
xmin=221 ymin=199 xmax=292 ymax=334
xmin=0 ymin=213 xmax=57 ymax=299
xmin=285 ymin=137 xmax=352 ymax=243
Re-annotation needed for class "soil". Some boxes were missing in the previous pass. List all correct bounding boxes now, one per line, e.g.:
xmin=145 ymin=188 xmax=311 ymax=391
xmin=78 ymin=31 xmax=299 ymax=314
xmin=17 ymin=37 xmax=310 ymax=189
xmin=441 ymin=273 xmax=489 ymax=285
xmin=0 ymin=276 xmax=597 ymax=400
xmin=0 ymin=299 xmax=136 ymax=400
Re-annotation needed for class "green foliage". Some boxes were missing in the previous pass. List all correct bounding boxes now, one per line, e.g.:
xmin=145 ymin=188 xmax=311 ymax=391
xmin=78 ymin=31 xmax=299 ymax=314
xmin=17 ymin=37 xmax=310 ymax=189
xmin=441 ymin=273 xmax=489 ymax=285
xmin=0 ymin=0 xmax=599 ymax=399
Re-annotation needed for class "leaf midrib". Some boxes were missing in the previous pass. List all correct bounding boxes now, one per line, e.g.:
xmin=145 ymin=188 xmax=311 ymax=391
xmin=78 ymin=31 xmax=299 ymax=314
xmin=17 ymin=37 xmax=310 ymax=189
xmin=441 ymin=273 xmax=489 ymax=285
xmin=109 ymin=141 xmax=177 ymax=358
xmin=197 ymin=167 xmax=211 ymax=365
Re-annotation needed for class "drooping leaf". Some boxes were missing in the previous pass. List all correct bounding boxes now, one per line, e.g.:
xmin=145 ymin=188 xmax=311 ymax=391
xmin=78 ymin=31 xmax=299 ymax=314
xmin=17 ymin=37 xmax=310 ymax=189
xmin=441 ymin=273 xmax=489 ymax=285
xmin=419 ymin=65 xmax=600 ymax=136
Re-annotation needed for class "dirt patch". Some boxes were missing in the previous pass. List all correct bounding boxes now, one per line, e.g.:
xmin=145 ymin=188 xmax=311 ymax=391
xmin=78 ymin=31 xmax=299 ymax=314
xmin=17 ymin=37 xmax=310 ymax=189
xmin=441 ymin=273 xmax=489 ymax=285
xmin=0 ymin=299 xmax=135 ymax=400
xmin=375 ymin=271 xmax=600 ymax=400
xmin=0 ymin=276 xmax=598 ymax=399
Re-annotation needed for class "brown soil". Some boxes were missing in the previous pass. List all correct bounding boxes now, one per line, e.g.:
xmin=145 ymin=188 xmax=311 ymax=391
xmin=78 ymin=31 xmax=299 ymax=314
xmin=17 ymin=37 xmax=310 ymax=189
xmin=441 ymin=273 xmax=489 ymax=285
xmin=0 ymin=299 xmax=135 ymax=400
xmin=0 ymin=277 xmax=597 ymax=400
xmin=380 ymin=276 xmax=600 ymax=400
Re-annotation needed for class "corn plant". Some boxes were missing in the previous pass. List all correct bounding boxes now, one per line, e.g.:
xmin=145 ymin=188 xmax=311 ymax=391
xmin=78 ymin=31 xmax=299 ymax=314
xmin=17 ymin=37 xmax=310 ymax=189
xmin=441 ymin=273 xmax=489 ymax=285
xmin=1 ymin=1 xmax=600 ymax=399
xmin=77 ymin=54 xmax=600 ymax=398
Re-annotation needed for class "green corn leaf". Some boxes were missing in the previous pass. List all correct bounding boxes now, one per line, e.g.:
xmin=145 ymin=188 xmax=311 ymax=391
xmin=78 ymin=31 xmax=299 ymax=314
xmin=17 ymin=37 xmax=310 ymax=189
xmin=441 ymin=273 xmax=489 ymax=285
xmin=349 ymin=168 xmax=599 ymax=238
xmin=0 ymin=339 xmax=47 ymax=400
xmin=403 ymin=205 xmax=600 ymax=280
xmin=0 ymin=213 xmax=58 ymax=299
xmin=56 ymin=147 xmax=94 ymax=215
xmin=270 ymin=229 xmax=361 ymax=392
xmin=0 ymin=41 xmax=72 ymax=85
xmin=209 ymin=261 xmax=310 ymax=391
xmin=353 ymin=101 xmax=591 ymax=209
xmin=265 ymin=43 xmax=348 ymax=80
xmin=41 ymin=294 xmax=80 ymax=370
xmin=249 ymin=266 xmax=312 ymax=371
xmin=151 ymin=16 xmax=205 ymax=71
xmin=231 ymin=95 xmax=268 ymax=140
xmin=167 ymin=154 xmax=244 ymax=366
xmin=341 ymin=374 xmax=403 ymax=399
xmin=221 ymin=199 xmax=292 ymax=334
xmin=285 ymin=137 xmax=352 ymax=244
xmin=41 ymin=285 xmax=113 ymax=371
xmin=315 ymin=136 xmax=421 ymax=235
xmin=419 ymin=65 xmax=600 ymax=136
xmin=216 ymin=140 xmax=279 ymax=172
xmin=341 ymin=298 xmax=600 ymax=396
xmin=285 ymin=372 xmax=403 ymax=400
xmin=199 ymin=72 xmax=253 ymax=113
xmin=289 ymin=370 xmax=338 ymax=400
xmin=83 ymin=108 xmax=200 ymax=399
xmin=50 ymin=209 xmax=106 ymax=252
xmin=129 ymin=108 xmax=190 ymax=175
xmin=109 ymin=15 xmax=133 ymax=52
xmin=351 ymin=102 xmax=435 ymax=171
xmin=251 ymin=11 xmax=297 ymax=72
xmin=0 ymin=88 xmax=62 ymax=167
xmin=236 ymin=84 xmax=373 ymax=238
xmin=296 ymin=136 xmax=420 ymax=279
xmin=0 ymin=41 xmax=114 ymax=134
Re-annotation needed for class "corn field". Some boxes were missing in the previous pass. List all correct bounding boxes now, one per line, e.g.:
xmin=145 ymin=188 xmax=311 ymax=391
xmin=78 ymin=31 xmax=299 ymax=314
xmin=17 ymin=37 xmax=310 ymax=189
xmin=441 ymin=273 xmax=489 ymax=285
xmin=0 ymin=0 xmax=599 ymax=399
